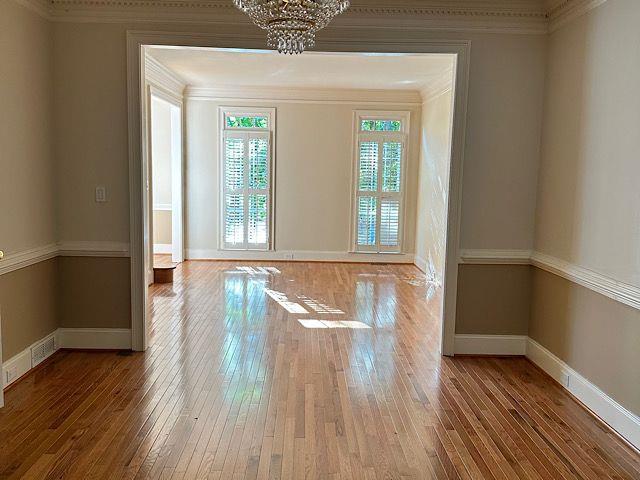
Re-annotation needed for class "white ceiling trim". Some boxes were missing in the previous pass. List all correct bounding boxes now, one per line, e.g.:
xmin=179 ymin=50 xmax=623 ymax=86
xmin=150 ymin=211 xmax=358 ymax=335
xmin=185 ymin=85 xmax=423 ymax=106
xmin=12 ymin=0 xmax=610 ymax=34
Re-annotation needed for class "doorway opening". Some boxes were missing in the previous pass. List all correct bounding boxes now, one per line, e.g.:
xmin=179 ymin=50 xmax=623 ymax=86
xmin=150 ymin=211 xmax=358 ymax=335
xmin=131 ymin=38 xmax=469 ymax=355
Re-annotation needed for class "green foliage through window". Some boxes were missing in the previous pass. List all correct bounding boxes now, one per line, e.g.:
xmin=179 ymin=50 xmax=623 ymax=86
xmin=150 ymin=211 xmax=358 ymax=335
xmin=226 ymin=115 xmax=268 ymax=129
xmin=361 ymin=119 xmax=401 ymax=132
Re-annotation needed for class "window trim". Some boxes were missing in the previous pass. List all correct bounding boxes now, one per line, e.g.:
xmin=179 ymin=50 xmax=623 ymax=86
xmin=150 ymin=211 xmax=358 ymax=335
xmin=350 ymin=110 xmax=410 ymax=254
xmin=218 ymin=106 xmax=276 ymax=251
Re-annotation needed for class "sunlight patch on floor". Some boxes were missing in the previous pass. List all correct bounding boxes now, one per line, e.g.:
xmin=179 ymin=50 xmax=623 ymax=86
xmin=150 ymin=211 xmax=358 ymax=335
xmin=296 ymin=295 xmax=345 ymax=315
xmin=235 ymin=266 xmax=281 ymax=275
xmin=264 ymin=288 xmax=309 ymax=314
xmin=298 ymin=319 xmax=372 ymax=329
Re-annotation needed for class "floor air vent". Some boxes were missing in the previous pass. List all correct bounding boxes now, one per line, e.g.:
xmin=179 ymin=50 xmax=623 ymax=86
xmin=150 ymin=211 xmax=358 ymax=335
xmin=31 ymin=334 xmax=57 ymax=367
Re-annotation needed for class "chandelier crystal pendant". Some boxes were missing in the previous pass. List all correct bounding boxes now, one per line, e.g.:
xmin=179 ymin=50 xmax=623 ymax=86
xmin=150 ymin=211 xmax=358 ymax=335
xmin=233 ymin=0 xmax=350 ymax=54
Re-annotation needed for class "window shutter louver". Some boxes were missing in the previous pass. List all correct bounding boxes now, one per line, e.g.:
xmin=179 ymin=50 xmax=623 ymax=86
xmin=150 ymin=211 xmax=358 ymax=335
xmin=353 ymin=115 xmax=407 ymax=253
xmin=221 ymin=115 xmax=272 ymax=250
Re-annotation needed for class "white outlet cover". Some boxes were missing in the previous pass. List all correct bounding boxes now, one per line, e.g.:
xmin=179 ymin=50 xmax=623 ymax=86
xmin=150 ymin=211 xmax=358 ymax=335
xmin=95 ymin=186 xmax=107 ymax=203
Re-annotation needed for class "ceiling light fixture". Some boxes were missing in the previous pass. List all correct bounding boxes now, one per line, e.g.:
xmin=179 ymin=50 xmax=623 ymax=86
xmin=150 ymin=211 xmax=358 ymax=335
xmin=233 ymin=0 xmax=350 ymax=55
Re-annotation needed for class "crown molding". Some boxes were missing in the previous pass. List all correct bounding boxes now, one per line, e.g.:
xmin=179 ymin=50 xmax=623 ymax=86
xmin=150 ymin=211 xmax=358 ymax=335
xmin=185 ymin=85 xmax=423 ymax=105
xmin=547 ymin=0 xmax=608 ymax=32
xmin=15 ymin=0 xmax=610 ymax=34
xmin=145 ymin=54 xmax=186 ymax=99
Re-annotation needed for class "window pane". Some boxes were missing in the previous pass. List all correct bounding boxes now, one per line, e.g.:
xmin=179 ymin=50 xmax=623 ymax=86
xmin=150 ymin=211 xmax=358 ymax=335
xmin=225 ymin=138 xmax=244 ymax=190
xmin=380 ymin=199 xmax=400 ymax=247
xmin=357 ymin=197 xmax=377 ymax=246
xmin=248 ymin=194 xmax=268 ymax=245
xmin=358 ymin=142 xmax=378 ymax=191
xmin=382 ymin=142 xmax=402 ymax=192
xmin=225 ymin=194 xmax=244 ymax=245
xmin=361 ymin=119 xmax=401 ymax=132
xmin=226 ymin=115 xmax=268 ymax=129
xmin=249 ymin=138 xmax=269 ymax=190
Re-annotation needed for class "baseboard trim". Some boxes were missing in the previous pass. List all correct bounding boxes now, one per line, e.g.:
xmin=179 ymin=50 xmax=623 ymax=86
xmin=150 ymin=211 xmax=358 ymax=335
xmin=2 ymin=330 xmax=58 ymax=389
xmin=3 ymin=328 xmax=132 ymax=391
xmin=453 ymin=334 xmax=528 ymax=355
xmin=153 ymin=243 xmax=172 ymax=254
xmin=57 ymin=328 xmax=132 ymax=350
xmin=526 ymin=338 xmax=640 ymax=450
xmin=186 ymin=249 xmax=415 ymax=264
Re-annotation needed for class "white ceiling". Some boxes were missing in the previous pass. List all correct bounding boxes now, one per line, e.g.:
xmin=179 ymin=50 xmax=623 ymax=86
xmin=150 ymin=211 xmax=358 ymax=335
xmin=146 ymin=47 xmax=455 ymax=94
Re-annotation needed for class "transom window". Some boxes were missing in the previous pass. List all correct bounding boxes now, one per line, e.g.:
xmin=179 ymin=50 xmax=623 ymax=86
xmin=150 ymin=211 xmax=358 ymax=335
xmin=220 ymin=108 xmax=275 ymax=250
xmin=352 ymin=112 xmax=408 ymax=253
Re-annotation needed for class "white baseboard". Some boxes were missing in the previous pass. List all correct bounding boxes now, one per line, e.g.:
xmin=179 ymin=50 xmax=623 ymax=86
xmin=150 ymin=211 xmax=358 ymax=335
xmin=153 ymin=243 xmax=172 ymax=254
xmin=526 ymin=338 xmax=640 ymax=450
xmin=414 ymin=254 xmax=427 ymax=272
xmin=186 ymin=249 xmax=415 ymax=264
xmin=57 ymin=328 xmax=132 ymax=350
xmin=2 ymin=328 xmax=132 ymax=391
xmin=2 ymin=330 xmax=58 ymax=389
xmin=454 ymin=334 xmax=527 ymax=355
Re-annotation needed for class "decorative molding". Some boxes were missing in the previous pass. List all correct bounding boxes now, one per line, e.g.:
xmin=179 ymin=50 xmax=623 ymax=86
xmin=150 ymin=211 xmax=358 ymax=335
xmin=145 ymin=54 xmax=186 ymax=100
xmin=0 ymin=244 xmax=58 ymax=276
xmin=186 ymin=86 xmax=423 ymax=106
xmin=454 ymin=334 xmax=528 ymax=355
xmin=527 ymin=338 xmax=640 ymax=450
xmin=153 ymin=203 xmax=172 ymax=211
xmin=458 ymin=249 xmax=639 ymax=311
xmin=531 ymin=252 xmax=640 ymax=311
xmin=187 ymin=249 xmax=416 ymax=264
xmin=154 ymin=243 xmax=172 ymax=254
xmin=57 ymin=328 xmax=132 ymax=350
xmin=459 ymin=249 xmax=533 ymax=265
xmin=57 ymin=241 xmax=131 ymax=258
xmin=0 ymin=243 xmax=131 ymax=277
xmin=547 ymin=0 xmax=609 ymax=32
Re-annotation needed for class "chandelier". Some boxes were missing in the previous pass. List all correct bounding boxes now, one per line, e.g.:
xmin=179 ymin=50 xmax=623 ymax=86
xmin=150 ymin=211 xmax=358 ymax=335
xmin=233 ymin=0 xmax=350 ymax=54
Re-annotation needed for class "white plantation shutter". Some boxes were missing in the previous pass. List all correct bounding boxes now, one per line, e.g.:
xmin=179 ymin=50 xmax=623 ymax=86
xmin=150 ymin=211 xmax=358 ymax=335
xmin=354 ymin=127 xmax=406 ymax=253
xmin=222 ymin=130 xmax=271 ymax=250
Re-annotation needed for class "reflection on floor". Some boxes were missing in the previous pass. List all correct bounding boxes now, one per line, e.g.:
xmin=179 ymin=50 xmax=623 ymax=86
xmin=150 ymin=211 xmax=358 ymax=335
xmin=0 ymin=261 xmax=638 ymax=479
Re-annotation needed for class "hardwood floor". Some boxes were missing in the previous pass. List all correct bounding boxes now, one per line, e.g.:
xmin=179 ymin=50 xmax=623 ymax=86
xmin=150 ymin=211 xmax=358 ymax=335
xmin=1 ymin=261 xmax=638 ymax=479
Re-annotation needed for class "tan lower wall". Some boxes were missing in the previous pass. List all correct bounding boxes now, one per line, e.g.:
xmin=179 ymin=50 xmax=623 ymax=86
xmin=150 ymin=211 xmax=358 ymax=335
xmin=455 ymin=264 xmax=531 ymax=335
xmin=0 ymin=259 xmax=58 ymax=361
xmin=57 ymin=256 xmax=131 ymax=329
xmin=530 ymin=267 xmax=640 ymax=415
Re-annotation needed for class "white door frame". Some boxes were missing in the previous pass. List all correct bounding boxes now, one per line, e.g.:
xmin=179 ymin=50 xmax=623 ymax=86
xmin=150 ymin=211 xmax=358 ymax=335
xmin=127 ymin=31 xmax=471 ymax=354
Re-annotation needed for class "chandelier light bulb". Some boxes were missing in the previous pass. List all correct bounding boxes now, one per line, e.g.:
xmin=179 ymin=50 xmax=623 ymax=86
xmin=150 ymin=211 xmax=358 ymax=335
xmin=233 ymin=0 xmax=350 ymax=54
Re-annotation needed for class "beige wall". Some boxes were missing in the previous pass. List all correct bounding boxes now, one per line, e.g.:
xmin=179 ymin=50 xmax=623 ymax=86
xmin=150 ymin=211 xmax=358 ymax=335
xmin=0 ymin=1 xmax=55 ymax=254
xmin=186 ymin=98 xmax=421 ymax=254
xmin=0 ymin=1 xmax=57 ymax=362
xmin=455 ymin=264 xmax=531 ymax=336
xmin=531 ymin=0 xmax=640 ymax=416
xmin=51 ymin=23 xmax=547 ymax=254
xmin=415 ymin=89 xmax=454 ymax=282
xmin=0 ymin=260 xmax=58 ymax=361
xmin=535 ymin=0 xmax=640 ymax=287
xmin=530 ymin=268 xmax=640 ymax=414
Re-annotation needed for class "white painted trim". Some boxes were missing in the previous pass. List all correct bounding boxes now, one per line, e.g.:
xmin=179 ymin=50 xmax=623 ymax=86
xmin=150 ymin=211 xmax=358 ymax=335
xmin=186 ymin=249 xmax=415 ymax=264
xmin=548 ymin=0 xmax=609 ymax=32
xmin=145 ymin=54 xmax=186 ymax=100
xmin=153 ymin=203 xmax=172 ymax=211
xmin=531 ymin=252 xmax=640 ymax=311
xmin=57 ymin=328 xmax=132 ymax=350
xmin=57 ymin=241 xmax=131 ymax=258
xmin=454 ymin=334 xmax=528 ymax=355
xmin=0 ymin=244 xmax=58 ymax=276
xmin=2 ymin=331 xmax=58 ymax=389
xmin=154 ymin=243 xmax=172 ymax=254
xmin=459 ymin=249 xmax=533 ymax=265
xmin=413 ymin=254 xmax=427 ymax=273
xmin=526 ymin=338 xmax=640 ymax=450
xmin=187 ymin=86 xmax=422 ymax=106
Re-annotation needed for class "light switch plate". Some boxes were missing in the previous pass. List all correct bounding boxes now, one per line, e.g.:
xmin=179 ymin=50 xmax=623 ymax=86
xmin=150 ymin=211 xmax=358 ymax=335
xmin=95 ymin=186 xmax=107 ymax=203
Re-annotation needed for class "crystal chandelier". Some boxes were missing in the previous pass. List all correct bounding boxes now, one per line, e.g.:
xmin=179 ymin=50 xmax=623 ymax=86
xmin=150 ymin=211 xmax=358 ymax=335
xmin=233 ymin=0 xmax=350 ymax=54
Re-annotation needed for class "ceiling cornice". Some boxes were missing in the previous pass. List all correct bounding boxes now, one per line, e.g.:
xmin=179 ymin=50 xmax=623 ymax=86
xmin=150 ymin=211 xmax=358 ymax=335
xmin=17 ymin=0 xmax=610 ymax=35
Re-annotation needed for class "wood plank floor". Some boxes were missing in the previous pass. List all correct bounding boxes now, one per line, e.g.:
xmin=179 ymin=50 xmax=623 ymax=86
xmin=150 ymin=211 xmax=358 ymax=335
xmin=1 ymin=261 xmax=638 ymax=479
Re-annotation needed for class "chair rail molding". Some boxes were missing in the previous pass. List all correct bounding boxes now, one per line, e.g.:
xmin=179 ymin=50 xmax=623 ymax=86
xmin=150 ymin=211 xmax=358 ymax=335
xmin=0 ymin=244 xmax=58 ymax=276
